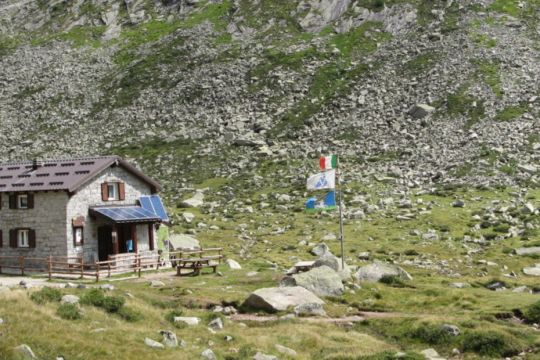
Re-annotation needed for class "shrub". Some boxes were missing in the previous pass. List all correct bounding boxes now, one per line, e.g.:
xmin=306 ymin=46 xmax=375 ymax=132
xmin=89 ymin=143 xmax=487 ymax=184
xmin=80 ymin=289 xmax=106 ymax=307
xmin=30 ymin=287 xmax=62 ymax=304
xmin=462 ymin=330 xmax=522 ymax=357
xmin=523 ymin=300 xmax=540 ymax=323
xmin=379 ymin=275 xmax=407 ymax=288
xmin=118 ymin=306 xmax=142 ymax=322
xmin=411 ymin=324 xmax=453 ymax=345
xmin=101 ymin=296 xmax=125 ymax=313
xmin=57 ymin=303 xmax=82 ymax=320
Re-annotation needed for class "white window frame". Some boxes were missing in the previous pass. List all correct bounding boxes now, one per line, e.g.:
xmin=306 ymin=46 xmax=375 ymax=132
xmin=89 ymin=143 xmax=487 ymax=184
xmin=17 ymin=194 xmax=28 ymax=209
xmin=73 ymin=227 xmax=83 ymax=246
xmin=18 ymin=229 xmax=29 ymax=248
xmin=107 ymin=183 xmax=119 ymax=201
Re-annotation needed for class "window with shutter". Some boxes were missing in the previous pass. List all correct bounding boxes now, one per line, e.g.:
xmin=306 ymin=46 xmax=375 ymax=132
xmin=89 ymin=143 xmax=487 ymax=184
xmin=9 ymin=229 xmax=17 ymax=248
xmin=101 ymin=182 xmax=108 ymax=201
xmin=118 ymin=182 xmax=125 ymax=200
xmin=29 ymin=229 xmax=36 ymax=248
xmin=27 ymin=193 xmax=34 ymax=209
xmin=9 ymin=194 xmax=16 ymax=209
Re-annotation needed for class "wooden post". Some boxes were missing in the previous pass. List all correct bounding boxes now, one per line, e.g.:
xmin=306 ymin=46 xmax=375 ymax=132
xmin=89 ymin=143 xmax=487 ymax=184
xmin=137 ymin=255 xmax=141 ymax=278
xmin=112 ymin=225 xmax=119 ymax=255
xmin=19 ymin=256 xmax=24 ymax=276
xmin=48 ymin=255 xmax=52 ymax=280
xmin=80 ymin=257 xmax=84 ymax=279
xmin=107 ymin=263 xmax=111 ymax=278
xmin=96 ymin=261 xmax=100 ymax=282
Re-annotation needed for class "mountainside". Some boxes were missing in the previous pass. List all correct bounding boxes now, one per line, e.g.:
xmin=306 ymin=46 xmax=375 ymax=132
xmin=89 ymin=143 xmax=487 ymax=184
xmin=0 ymin=0 xmax=539 ymax=202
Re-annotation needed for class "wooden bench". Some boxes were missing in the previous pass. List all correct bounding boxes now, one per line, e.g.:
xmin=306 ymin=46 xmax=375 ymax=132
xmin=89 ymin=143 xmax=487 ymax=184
xmin=293 ymin=260 xmax=315 ymax=273
xmin=170 ymin=248 xmax=224 ymax=276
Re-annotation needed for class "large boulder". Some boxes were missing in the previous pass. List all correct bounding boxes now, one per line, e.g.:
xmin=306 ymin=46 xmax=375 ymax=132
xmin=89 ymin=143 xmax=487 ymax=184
xmin=313 ymin=252 xmax=351 ymax=280
xmin=515 ymin=247 xmax=540 ymax=256
xmin=281 ymin=266 xmax=344 ymax=297
xmin=523 ymin=264 xmax=540 ymax=276
xmin=179 ymin=191 xmax=204 ymax=208
xmin=168 ymin=234 xmax=200 ymax=251
xmin=355 ymin=261 xmax=412 ymax=282
xmin=243 ymin=286 xmax=324 ymax=313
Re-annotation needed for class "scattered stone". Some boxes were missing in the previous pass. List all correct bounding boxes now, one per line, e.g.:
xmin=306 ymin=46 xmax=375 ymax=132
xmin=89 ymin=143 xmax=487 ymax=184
xmin=515 ymin=247 xmax=540 ymax=256
xmin=421 ymin=348 xmax=446 ymax=360
xmin=201 ymin=348 xmax=217 ymax=360
xmin=253 ymin=352 xmax=278 ymax=360
xmin=182 ymin=212 xmax=195 ymax=223
xmin=355 ymin=261 xmax=412 ymax=282
xmin=14 ymin=344 xmax=36 ymax=359
xmin=452 ymin=200 xmax=465 ymax=208
xmin=313 ymin=252 xmax=351 ymax=280
xmin=357 ymin=251 xmax=370 ymax=260
xmin=156 ymin=330 xmax=177 ymax=347
xmin=322 ymin=233 xmax=337 ymax=241
xmin=224 ymin=335 xmax=234 ymax=342
xmin=144 ymin=337 xmax=165 ymax=349
xmin=408 ymin=104 xmax=435 ymax=119
xmin=226 ymin=259 xmax=242 ymax=270
xmin=180 ymin=191 xmax=204 ymax=208
xmin=512 ymin=286 xmax=530 ymax=293
xmin=523 ymin=264 xmax=540 ymax=276
xmin=275 ymin=344 xmax=297 ymax=357
xmin=311 ymin=243 xmax=329 ymax=256
xmin=243 ymin=286 xmax=324 ymax=313
xmin=150 ymin=280 xmax=165 ymax=287
xmin=61 ymin=294 xmax=80 ymax=305
xmin=441 ymin=324 xmax=460 ymax=336
xmin=281 ymin=265 xmax=344 ymax=297
xmin=208 ymin=317 xmax=224 ymax=330
xmin=294 ymin=302 xmax=326 ymax=316
xmin=100 ymin=284 xmax=115 ymax=291
xmin=449 ymin=282 xmax=470 ymax=289
xmin=169 ymin=234 xmax=200 ymax=250
xmin=174 ymin=316 xmax=201 ymax=325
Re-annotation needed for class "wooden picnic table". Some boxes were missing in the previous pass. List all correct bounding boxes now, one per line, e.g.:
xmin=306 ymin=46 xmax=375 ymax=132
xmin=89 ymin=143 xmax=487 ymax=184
xmin=293 ymin=260 xmax=315 ymax=273
xmin=171 ymin=248 xmax=224 ymax=276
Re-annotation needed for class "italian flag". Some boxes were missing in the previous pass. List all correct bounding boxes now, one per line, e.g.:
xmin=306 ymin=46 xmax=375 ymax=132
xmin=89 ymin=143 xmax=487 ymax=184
xmin=319 ymin=155 xmax=337 ymax=170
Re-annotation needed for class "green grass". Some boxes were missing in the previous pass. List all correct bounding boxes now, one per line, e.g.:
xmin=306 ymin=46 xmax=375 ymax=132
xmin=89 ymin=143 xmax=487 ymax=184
xmin=446 ymin=85 xmax=485 ymax=128
xmin=489 ymin=0 xmax=522 ymax=17
xmin=495 ymin=104 xmax=529 ymax=121
xmin=403 ymin=52 xmax=440 ymax=76
xmin=476 ymin=60 xmax=503 ymax=97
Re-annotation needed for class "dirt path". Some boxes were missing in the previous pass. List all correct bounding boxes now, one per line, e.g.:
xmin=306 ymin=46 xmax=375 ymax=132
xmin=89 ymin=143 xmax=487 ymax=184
xmin=229 ymin=311 xmax=410 ymax=324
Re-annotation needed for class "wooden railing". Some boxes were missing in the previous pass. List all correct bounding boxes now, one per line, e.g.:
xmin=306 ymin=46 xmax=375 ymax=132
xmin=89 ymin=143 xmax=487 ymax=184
xmin=169 ymin=247 xmax=224 ymax=265
xmin=0 ymin=253 xmax=162 ymax=282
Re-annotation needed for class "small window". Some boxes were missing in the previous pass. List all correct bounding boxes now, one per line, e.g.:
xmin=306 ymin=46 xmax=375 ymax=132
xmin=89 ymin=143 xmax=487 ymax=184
xmin=18 ymin=194 xmax=28 ymax=209
xmin=73 ymin=227 xmax=83 ymax=246
xmin=107 ymin=183 xmax=119 ymax=200
xmin=18 ymin=229 xmax=29 ymax=248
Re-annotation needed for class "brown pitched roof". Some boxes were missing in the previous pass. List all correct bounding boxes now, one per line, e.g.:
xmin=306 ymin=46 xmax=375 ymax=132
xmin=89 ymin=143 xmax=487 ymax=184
xmin=0 ymin=156 xmax=161 ymax=193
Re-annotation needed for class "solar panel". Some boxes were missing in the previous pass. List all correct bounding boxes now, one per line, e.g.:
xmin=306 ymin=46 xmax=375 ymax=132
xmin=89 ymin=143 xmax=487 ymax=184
xmin=140 ymin=195 xmax=169 ymax=222
xmin=92 ymin=206 xmax=161 ymax=223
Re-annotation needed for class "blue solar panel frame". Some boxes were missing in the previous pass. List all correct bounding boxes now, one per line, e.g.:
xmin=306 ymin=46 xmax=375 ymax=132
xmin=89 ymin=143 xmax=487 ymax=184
xmin=139 ymin=195 xmax=169 ymax=222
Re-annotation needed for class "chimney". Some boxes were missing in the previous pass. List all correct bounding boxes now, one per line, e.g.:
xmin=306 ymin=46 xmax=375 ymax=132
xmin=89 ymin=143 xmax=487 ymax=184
xmin=32 ymin=158 xmax=43 ymax=170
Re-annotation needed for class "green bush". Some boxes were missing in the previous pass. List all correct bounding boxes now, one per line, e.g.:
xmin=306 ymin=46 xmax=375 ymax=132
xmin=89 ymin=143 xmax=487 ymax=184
xmin=30 ymin=287 xmax=62 ymax=304
xmin=523 ymin=300 xmax=540 ymax=323
xmin=379 ymin=275 xmax=407 ymax=288
xmin=118 ymin=306 xmax=142 ymax=322
xmin=101 ymin=296 xmax=125 ymax=313
xmin=57 ymin=303 xmax=82 ymax=320
xmin=411 ymin=324 xmax=453 ymax=345
xmin=80 ymin=289 xmax=106 ymax=307
xmin=462 ymin=330 xmax=522 ymax=357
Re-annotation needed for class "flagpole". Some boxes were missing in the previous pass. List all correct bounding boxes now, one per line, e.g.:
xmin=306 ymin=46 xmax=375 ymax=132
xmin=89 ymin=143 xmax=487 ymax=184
xmin=337 ymin=155 xmax=345 ymax=269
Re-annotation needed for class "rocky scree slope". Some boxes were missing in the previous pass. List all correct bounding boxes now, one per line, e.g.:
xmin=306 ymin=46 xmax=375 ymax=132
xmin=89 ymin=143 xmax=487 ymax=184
xmin=0 ymin=0 xmax=539 ymax=203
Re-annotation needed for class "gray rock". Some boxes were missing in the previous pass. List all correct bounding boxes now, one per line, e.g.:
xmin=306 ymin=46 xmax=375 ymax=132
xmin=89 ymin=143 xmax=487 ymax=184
xmin=452 ymin=200 xmax=465 ymax=208
xmin=523 ymin=264 xmax=540 ymax=276
xmin=253 ymin=352 xmax=278 ymax=360
xmin=61 ymin=294 xmax=79 ymax=305
xmin=201 ymin=348 xmax=217 ymax=360
xmin=208 ymin=317 xmax=224 ymax=330
xmin=449 ymin=282 xmax=470 ymax=289
xmin=311 ymin=243 xmax=329 ymax=256
xmin=441 ymin=324 xmax=460 ymax=336
xmin=313 ymin=252 xmax=351 ymax=280
xmin=355 ymin=261 xmax=412 ymax=282
xmin=226 ymin=259 xmax=242 ymax=270
xmin=515 ymin=247 xmax=540 ymax=256
xmin=244 ymin=286 xmax=324 ymax=312
xmin=357 ymin=251 xmax=371 ymax=260
xmin=160 ymin=330 xmax=178 ymax=347
xmin=281 ymin=265 xmax=344 ymax=297
xmin=150 ymin=280 xmax=165 ymax=287
xmin=408 ymin=104 xmax=435 ymax=119
xmin=294 ymin=302 xmax=326 ymax=316
xmin=421 ymin=348 xmax=446 ymax=360
xmin=100 ymin=284 xmax=115 ymax=291
xmin=180 ymin=191 xmax=204 ymax=208
xmin=169 ymin=234 xmax=200 ymax=250
xmin=144 ymin=337 xmax=165 ymax=349
xmin=14 ymin=344 xmax=36 ymax=359
xmin=174 ymin=316 xmax=201 ymax=325
xmin=275 ymin=344 xmax=297 ymax=357
xmin=182 ymin=212 xmax=195 ymax=223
